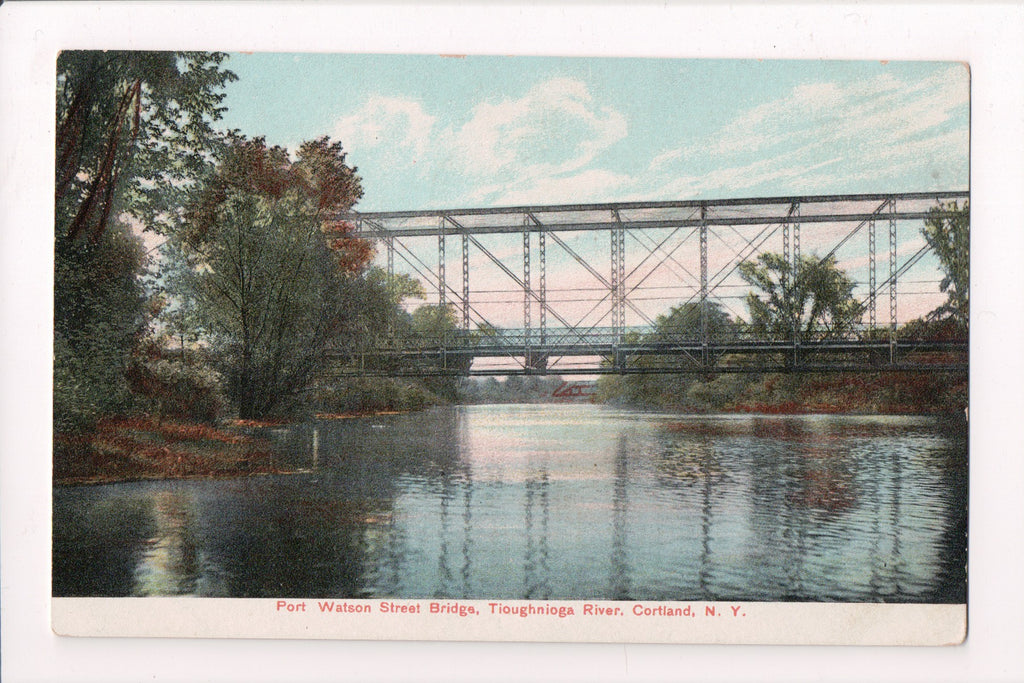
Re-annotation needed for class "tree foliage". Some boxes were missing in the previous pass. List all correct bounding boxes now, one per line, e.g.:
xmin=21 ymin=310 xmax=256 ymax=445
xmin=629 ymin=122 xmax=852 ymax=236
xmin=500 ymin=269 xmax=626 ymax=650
xmin=652 ymin=301 xmax=737 ymax=342
xmin=54 ymin=223 xmax=149 ymax=432
xmin=171 ymin=136 xmax=372 ymax=419
xmin=54 ymin=51 xmax=236 ymax=433
xmin=922 ymin=200 xmax=969 ymax=327
xmin=739 ymin=253 xmax=864 ymax=340
xmin=56 ymin=50 xmax=236 ymax=240
xmin=410 ymin=304 xmax=460 ymax=344
xmin=593 ymin=301 xmax=738 ymax=410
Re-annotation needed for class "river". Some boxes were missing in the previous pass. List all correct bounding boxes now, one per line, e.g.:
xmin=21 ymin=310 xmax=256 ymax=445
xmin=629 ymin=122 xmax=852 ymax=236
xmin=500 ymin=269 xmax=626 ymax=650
xmin=52 ymin=404 xmax=967 ymax=602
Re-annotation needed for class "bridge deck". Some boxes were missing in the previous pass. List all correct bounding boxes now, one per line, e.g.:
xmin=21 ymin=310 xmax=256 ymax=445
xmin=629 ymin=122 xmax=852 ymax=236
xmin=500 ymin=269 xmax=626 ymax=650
xmin=326 ymin=335 xmax=968 ymax=377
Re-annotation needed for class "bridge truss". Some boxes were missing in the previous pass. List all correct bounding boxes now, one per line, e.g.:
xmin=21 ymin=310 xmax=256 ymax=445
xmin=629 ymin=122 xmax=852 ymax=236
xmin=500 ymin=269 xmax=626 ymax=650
xmin=331 ymin=191 xmax=968 ymax=376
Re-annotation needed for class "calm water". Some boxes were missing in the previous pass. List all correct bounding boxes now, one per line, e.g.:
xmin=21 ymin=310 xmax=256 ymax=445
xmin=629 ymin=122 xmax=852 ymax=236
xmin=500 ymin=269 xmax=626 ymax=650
xmin=53 ymin=405 xmax=967 ymax=602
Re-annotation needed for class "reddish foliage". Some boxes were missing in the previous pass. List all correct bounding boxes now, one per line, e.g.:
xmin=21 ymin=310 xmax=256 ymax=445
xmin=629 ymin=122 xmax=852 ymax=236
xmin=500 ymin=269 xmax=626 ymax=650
xmin=186 ymin=136 xmax=370 ymax=275
xmin=324 ymin=220 xmax=376 ymax=274
xmin=53 ymin=416 xmax=291 ymax=485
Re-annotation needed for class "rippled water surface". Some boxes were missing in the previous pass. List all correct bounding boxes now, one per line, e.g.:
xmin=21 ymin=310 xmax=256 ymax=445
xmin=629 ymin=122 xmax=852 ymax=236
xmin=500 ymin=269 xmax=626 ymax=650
xmin=53 ymin=405 xmax=967 ymax=602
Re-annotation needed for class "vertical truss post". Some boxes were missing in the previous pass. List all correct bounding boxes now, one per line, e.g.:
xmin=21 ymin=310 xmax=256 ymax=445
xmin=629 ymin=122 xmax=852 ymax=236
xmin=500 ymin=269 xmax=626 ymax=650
xmin=616 ymin=218 xmax=625 ymax=340
xmin=699 ymin=204 xmax=708 ymax=367
xmin=610 ymin=210 xmax=626 ymax=344
xmin=610 ymin=221 xmax=617 ymax=340
xmin=791 ymin=202 xmax=801 ymax=367
xmin=888 ymin=198 xmax=898 ymax=364
xmin=792 ymin=202 xmax=801 ymax=268
xmin=539 ymin=230 xmax=547 ymax=344
xmin=438 ymin=217 xmax=447 ymax=308
xmin=438 ymin=217 xmax=447 ymax=358
xmin=386 ymin=235 xmax=394 ymax=279
xmin=462 ymin=232 xmax=470 ymax=331
xmin=868 ymin=218 xmax=877 ymax=332
xmin=382 ymin=227 xmax=395 ymax=344
xmin=523 ymin=215 xmax=531 ymax=350
xmin=781 ymin=206 xmax=791 ymax=366
xmin=782 ymin=213 xmax=791 ymax=293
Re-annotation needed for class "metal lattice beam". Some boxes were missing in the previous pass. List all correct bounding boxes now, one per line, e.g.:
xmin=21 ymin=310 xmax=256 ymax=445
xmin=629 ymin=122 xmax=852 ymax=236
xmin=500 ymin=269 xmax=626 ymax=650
xmin=336 ymin=191 xmax=968 ymax=377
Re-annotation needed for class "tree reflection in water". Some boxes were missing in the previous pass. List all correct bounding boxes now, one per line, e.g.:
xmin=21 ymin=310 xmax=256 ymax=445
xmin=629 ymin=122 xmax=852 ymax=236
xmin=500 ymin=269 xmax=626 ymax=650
xmin=53 ymin=408 xmax=966 ymax=602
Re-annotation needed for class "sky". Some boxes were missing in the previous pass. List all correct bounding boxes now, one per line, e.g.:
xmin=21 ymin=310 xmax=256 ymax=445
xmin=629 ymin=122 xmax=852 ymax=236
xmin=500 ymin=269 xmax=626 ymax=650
xmin=217 ymin=54 xmax=969 ymax=212
xmin=214 ymin=54 xmax=969 ymax=340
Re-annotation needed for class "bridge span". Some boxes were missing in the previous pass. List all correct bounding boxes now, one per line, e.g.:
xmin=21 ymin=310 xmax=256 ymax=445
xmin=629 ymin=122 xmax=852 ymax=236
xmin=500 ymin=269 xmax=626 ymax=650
xmin=329 ymin=191 xmax=968 ymax=376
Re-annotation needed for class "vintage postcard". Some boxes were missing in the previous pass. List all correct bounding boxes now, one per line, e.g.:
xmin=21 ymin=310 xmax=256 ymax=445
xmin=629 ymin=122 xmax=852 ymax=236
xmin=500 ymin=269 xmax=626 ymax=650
xmin=47 ymin=48 xmax=971 ymax=648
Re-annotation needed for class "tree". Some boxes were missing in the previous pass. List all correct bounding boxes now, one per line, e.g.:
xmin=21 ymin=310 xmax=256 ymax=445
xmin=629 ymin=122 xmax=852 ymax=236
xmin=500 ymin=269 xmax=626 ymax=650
xmin=56 ymin=51 xmax=236 ymax=240
xmin=739 ymin=253 xmax=865 ymax=340
xmin=410 ymin=304 xmax=460 ymax=346
xmin=54 ymin=51 xmax=236 ymax=433
xmin=172 ymin=136 xmax=370 ymax=419
xmin=922 ymin=200 xmax=969 ymax=327
xmin=54 ymin=222 xmax=149 ymax=432
xmin=652 ymin=301 xmax=736 ymax=342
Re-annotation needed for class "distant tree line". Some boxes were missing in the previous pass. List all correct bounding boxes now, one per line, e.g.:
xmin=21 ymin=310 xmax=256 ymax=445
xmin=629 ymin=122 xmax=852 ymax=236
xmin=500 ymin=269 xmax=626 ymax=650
xmin=597 ymin=201 xmax=969 ymax=413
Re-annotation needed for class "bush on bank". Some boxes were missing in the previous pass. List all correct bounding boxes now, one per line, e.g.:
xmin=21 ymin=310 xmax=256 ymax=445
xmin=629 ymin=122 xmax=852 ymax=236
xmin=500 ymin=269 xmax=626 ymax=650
xmin=597 ymin=369 xmax=967 ymax=415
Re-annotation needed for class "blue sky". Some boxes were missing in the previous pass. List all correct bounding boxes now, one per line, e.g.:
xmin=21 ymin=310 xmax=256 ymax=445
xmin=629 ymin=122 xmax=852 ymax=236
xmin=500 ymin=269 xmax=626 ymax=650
xmin=217 ymin=54 xmax=969 ymax=212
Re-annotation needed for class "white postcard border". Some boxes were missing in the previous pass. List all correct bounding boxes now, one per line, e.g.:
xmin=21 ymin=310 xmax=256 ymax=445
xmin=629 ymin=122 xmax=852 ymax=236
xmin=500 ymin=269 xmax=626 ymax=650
xmin=53 ymin=598 xmax=966 ymax=646
xmin=3 ymin=2 xmax=1023 ymax=682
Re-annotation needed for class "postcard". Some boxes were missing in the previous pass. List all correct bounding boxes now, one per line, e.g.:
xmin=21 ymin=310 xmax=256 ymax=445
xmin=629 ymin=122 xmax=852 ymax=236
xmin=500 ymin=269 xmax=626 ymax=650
xmin=14 ymin=4 xmax=1024 ymax=682
xmin=48 ymin=48 xmax=969 ymax=647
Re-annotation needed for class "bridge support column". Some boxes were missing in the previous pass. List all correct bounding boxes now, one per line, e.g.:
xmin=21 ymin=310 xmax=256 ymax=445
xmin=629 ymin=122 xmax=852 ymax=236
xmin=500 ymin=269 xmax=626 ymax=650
xmin=869 ymin=217 xmax=877 ymax=332
xmin=611 ymin=210 xmax=626 ymax=343
xmin=523 ymin=216 xmax=531 ymax=349
xmin=438 ymin=217 xmax=446 ymax=309
xmin=699 ymin=204 xmax=708 ymax=368
xmin=462 ymin=232 xmax=470 ymax=331
xmin=539 ymin=230 xmax=546 ymax=344
xmin=889 ymin=198 xmax=898 ymax=364
xmin=385 ymin=235 xmax=394 ymax=278
xmin=792 ymin=202 xmax=801 ymax=369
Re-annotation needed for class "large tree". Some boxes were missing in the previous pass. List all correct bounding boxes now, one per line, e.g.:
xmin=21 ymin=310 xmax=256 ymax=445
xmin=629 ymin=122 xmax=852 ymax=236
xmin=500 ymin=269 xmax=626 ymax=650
xmin=922 ymin=200 xmax=969 ymax=327
xmin=172 ymin=136 xmax=372 ymax=419
xmin=739 ymin=253 xmax=865 ymax=340
xmin=56 ymin=51 xmax=236 ymax=240
xmin=54 ymin=51 xmax=236 ymax=432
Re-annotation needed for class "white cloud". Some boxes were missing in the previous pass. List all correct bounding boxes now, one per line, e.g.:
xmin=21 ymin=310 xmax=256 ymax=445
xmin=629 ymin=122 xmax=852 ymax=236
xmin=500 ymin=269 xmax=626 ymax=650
xmin=649 ymin=64 xmax=969 ymax=199
xmin=331 ymin=77 xmax=631 ymax=208
xmin=451 ymin=77 xmax=628 ymax=183
xmin=332 ymin=95 xmax=437 ymax=165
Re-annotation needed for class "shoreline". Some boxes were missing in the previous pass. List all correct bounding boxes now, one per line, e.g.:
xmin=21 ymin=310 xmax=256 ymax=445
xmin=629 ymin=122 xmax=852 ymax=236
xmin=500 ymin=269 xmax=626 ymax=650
xmin=53 ymin=467 xmax=314 ymax=488
xmin=53 ymin=405 xmax=965 ymax=488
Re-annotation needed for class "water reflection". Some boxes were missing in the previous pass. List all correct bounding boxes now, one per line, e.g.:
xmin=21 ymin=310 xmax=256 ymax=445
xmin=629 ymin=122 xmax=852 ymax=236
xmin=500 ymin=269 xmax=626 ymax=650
xmin=53 ymin=407 xmax=967 ymax=603
xmin=523 ymin=468 xmax=551 ymax=599
xmin=610 ymin=436 xmax=630 ymax=599
xmin=133 ymin=491 xmax=200 ymax=596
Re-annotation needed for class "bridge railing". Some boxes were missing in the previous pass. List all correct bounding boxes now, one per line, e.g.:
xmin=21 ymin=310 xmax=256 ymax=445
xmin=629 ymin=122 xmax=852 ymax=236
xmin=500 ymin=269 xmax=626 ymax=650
xmin=380 ymin=323 xmax=966 ymax=352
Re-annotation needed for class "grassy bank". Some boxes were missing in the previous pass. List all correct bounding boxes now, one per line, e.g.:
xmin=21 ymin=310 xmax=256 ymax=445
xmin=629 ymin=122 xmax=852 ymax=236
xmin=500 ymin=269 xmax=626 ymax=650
xmin=53 ymin=416 xmax=292 ymax=486
xmin=597 ymin=370 xmax=968 ymax=416
xmin=53 ymin=407 xmax=434 ymax=486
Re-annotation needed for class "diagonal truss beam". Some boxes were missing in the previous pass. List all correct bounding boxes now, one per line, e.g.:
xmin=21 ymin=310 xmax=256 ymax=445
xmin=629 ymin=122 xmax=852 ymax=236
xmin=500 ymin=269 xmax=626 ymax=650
xmin=347 ymin=192 xmax=967 ymax=374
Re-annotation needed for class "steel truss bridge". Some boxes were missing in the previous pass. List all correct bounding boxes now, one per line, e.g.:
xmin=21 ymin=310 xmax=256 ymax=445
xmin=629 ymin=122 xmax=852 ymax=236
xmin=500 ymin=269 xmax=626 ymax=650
xmin=328 ymin=191 xmax=969 ymax=376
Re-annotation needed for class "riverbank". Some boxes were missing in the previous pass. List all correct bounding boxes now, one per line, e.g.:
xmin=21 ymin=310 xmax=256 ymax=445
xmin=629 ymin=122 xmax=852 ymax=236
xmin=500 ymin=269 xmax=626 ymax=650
xmin=53 ymin=410 xmax=423 ymax=486
xmin=52 ymin=416 xmax=295 ymax=486
xmin=597 ymin=370 xmax=968 ymax=416
xmin=55 ymin=372 xmax=967 ymax=487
